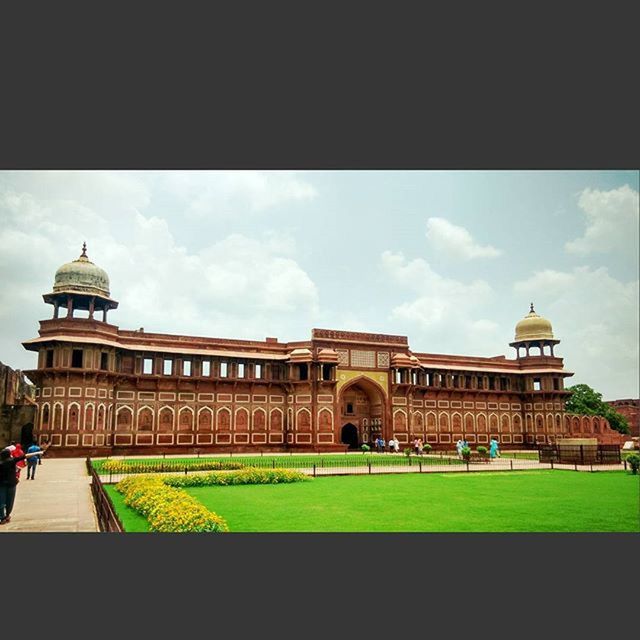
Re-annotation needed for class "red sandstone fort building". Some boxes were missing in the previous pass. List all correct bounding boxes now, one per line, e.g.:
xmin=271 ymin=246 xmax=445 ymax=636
xmin=22 ymin=246 xmax=626 ymax=455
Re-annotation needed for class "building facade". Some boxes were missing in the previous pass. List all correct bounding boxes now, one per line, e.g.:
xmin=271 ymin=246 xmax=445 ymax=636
xmin=605 ymin=399 xmax=640 ymax=438
xmin=22 ymin=246 xmax=626 ymax=456
xmin=0 ymin=361 xmax=36 ymax=449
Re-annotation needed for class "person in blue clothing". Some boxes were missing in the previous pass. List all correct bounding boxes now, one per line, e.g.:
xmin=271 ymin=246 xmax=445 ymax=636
xmin=26 ymin=442 xmax=42 ymax=479
xmin=489 ymin=438 xmax=500 ymax=460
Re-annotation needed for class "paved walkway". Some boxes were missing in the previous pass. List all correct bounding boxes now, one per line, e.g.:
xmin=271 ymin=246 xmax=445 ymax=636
xmin=0 ymin=459 xmax=98 ymax=533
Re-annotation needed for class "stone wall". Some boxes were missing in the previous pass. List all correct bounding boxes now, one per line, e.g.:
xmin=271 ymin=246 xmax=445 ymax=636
xmin=605 ymin=399 xmax=640 ymax=438
xmin=0 ymin=361 xmax=37 ymax=448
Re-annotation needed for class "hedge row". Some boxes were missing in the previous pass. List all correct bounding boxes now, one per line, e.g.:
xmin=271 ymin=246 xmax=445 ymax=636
xmin=102 ymin=459 xmax=245 ymax=474
xmin=162 ymin=467 xmax=311 ymax=488
xmin=116 ymin=476 xmax=229 ymax=533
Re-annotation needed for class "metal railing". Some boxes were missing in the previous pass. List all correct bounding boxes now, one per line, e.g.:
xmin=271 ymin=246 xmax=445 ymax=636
xmin=538 ymin=444 xmax=621 ymax=465
xmin=91 ymin=453 xmax=561 ymax=483
xmin=87 ymin=458 xmax=123 ymax=532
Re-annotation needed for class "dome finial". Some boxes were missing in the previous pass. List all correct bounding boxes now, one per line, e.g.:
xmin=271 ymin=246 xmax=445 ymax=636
xmin=530 ymin=302 xmax=535 ymax=313
xmin=81 ymin=242 xmax=87 ymax=258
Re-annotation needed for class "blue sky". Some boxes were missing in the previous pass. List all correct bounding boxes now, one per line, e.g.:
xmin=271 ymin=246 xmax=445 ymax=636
xmin=0 ymin=170 xmax=638 ymax=399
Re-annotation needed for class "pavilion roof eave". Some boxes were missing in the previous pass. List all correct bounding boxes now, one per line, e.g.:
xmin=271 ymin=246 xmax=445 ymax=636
xmin=416 ymin=361 xmax=572 ymax=375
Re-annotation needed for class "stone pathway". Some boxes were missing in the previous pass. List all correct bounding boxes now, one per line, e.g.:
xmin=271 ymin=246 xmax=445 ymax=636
xmin=0 ymin=458 xmax=98 ymax=532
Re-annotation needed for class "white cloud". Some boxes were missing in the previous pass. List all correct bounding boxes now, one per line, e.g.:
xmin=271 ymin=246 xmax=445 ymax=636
xmin=380 ymin=250 xmax=502 ymax=354
xmin=565 ymin=184 xmax=639 ymax=255
xmin=160 ymin=170 xmax=317 ymax=217
xmin=426 ymin=217 xmax=502 ymax=260
xmin=513 ymin=266 xmax=639 ymax=398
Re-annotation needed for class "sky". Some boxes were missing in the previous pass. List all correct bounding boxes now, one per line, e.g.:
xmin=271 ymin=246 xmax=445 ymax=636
xmin=0 ymin=170 xmax=638 ymax=400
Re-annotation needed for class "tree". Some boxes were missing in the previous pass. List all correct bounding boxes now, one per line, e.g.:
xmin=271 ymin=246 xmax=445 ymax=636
xmin=565 ymin=384 xmax=630 ymax=435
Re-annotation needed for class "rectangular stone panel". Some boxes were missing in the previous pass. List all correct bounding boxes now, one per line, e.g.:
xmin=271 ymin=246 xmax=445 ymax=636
xmin=350 ymin=350 xmax=375 ymax=368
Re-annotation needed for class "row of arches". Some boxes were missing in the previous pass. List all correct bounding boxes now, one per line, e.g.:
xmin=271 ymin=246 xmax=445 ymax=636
xmin=40 ymin=402 xmax=108 ymax=431
xmin=565 ymin=414 xmax=609 ymax=435
xmin=38 ymin=402 xmax=335 ymax=433
xmin=392 ymin=410 xmax=567 ymax=434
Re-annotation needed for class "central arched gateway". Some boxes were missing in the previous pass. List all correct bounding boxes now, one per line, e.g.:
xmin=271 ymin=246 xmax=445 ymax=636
xmin=338 ymin=376 xmax=386 ymax=447
xmin=340 ymin=423 xmax=359 ymax=449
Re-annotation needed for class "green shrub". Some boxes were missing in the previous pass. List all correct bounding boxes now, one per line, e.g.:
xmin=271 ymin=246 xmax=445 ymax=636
xmin=476 ymin=446 xmax=488 ymax=456
xmin=101 ymin=459 xmax=245 ymax=474
xmin=461 ymin=446 xmax=471 ymax=461
xmin=626 ymin=453 xmax=640 ymax=474
xmin=403 ymin=448 xmax=412 ymax=457
xmin=422 ymin=444 xmax=432 ymax=454
xmin=361 ymin=444 xmax=371 ymax=453
xmin=162 ymin=467 xmax=311 ymax=488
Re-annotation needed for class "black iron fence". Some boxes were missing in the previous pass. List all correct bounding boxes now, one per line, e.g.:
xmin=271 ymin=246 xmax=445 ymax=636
xmin=538 ymin=444 xmax=621 ymax=465
xmin=87 ymin=458 xmax=123 ymax=532
xmin=91 ymin=454 xmax=561 ymax=483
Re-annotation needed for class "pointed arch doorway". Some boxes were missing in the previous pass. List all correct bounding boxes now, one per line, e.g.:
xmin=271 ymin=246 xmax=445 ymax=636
xmin=340 ymin=423 xmax=358 ymax=449
xmin=338 ymin=376 xmax=386 ymax=448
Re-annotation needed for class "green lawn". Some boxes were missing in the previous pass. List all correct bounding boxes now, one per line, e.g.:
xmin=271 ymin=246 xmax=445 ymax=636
xmin=105 ymin=470 xmax=640 ymax=532
xmin=105 ymin=484 xmax=151 ymax=532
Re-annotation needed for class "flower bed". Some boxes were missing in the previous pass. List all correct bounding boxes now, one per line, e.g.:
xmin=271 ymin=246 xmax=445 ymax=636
xmin=114 ymin=468 xmax=310 ymax=532
xmin=116 ymin=476 xmax=229 ymax=533
xmin=101 ymin=459 xmax=245 ymax=475
xmin=163 ymin=467 xmax=311 ymax=488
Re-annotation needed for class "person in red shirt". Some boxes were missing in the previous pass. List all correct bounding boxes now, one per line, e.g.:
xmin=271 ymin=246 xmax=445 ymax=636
xmin=10 ymin=443 xmax=27 ymax=481
xmin=1 ymin=443 xmax=50 ymax=524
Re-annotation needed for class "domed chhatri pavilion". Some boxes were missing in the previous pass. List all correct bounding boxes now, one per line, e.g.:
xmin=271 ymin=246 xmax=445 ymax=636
xmin=42 ymin=243 xmax=118 ymax=321
xmin=21 ymin=246 xmax=625 ymax=455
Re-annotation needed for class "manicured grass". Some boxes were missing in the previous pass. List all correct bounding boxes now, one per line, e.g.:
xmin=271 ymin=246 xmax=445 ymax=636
xmin=106 ymin=470 xmax=640 ymax=532
xmin=495 ymin=451 xmax=539 ymax=460
xmin=104 ymin=484 xmax=150 ymax=532
xmin=92 ymin=453 xmax=462 ymax=474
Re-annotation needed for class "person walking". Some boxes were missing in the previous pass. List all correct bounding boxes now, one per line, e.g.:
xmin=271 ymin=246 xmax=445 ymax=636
xmin=1 ymin=443 xmax=50 ymax=524
xmin=417 ymin=438 xmax=424 ymax=455
xmin=26 ymin=442 xmax=42 ymax=479
xmin=489 ymin=438 xmax=500 ymax=460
